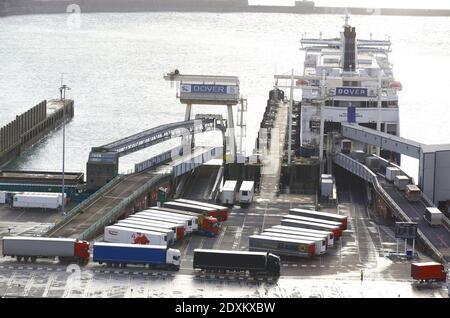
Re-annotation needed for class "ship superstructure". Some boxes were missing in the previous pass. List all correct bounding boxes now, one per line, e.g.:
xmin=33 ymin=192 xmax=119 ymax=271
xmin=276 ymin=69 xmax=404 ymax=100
xmin=298 ymin=18 xmax=402 ymax=166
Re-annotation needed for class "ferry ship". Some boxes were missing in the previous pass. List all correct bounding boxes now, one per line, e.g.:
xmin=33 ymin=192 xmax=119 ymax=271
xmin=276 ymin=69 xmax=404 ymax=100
xmin=297 ymin=17 xmax=402 ymax=171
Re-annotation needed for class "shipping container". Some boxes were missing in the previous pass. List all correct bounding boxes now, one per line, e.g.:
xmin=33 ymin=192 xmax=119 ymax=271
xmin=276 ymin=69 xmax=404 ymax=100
xmin=271 ymin=225 xmax=334 ymax=247
xmin=116 ymin=220 xmax=175 ymax=244
xmin=104 ymin=225 xmax=168 ymax=247
xmin=386 ymin=167 xmax=401 ymax=182
xmin=394 ymin=175 xmax=410 ymax=191
xmin=221 ymin=180 xmax=238 ymax=205
xmin=283 ymin=214 xmax=345 ymax=231
xmin=249 ymin=235 xmax=316 ymax=258
xmin=411 ymin=262 xmax=446 ymax=282
xmin=238 ymin=181 xmax=255 ymax=206
xmin=2 ymin=236 xmax=89 ymax=264
xmin=289 ymin=208 xmax=348 ymax=230
xmin=175 ymin=199 xmax=228 ymax=221
xmin=193 ymin=249 xmax=280 ymax=275
xmin=261 ymin=231 xmax=326 ymax=255
xmin=127 ymin=216 xmax=185 ymax=240
xmin=424 ymin=208 xmax=443 ymax=227
xmin=280 ymin=218 xmax=342 ymax=238
xmin=93 ymin=242 xmax=181 ymax=270
xmin=405 ymin=185 xmax=421 ymax=202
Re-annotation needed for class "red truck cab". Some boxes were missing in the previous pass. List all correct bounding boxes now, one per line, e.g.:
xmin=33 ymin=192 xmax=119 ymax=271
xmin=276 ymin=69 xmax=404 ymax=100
xmin=198 ymin=216 xmax=220 ymax=237
xmin=74 ymin=240 xmax=91 ymax=264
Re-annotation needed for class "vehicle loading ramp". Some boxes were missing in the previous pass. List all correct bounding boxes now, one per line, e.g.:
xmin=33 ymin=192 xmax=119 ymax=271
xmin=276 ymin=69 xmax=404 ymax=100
xmin=46 ymin=171 xmax=169 ymax=239
xmin=334 ymin=153 xmax=450 ymax=263
xmin=380 ymin=178 xmax=450 ymax=262
xmin=181 ymin=164 xmax=221 ymax=200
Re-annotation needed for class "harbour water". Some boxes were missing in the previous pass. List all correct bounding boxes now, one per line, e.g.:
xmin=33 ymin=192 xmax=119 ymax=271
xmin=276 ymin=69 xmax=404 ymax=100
xmin=1 ymin=12 xmax=449 ymax=180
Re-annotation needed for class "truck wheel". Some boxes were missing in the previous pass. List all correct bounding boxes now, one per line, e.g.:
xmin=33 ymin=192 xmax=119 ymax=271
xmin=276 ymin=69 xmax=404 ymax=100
xmin=16 ymin=256 xmax=22 ymax=262
xmin=23 ymin=257 xmax=29 ymax=263
xmin=30 ymin=257 xmax=37 ymax=263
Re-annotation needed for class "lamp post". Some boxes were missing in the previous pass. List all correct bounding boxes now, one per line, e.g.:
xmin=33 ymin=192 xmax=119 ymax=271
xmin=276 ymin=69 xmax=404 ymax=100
xmin=59 ymin=84 xmax=71 ymax=217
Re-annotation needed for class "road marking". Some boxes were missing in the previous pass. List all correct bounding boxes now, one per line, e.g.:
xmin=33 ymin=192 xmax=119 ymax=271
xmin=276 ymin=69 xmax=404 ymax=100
xmin=301 ymin=265 xmax=307 ymax=268
xmin=310 ymin=265 xmax=317 ymax=268
xmin=292 ymin=264 xmax=298 ymax=267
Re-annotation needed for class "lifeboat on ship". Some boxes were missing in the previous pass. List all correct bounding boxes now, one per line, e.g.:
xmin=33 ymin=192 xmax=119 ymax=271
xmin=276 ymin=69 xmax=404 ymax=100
xmin=296 ymin=79 xmax=310 ymax=86
xmin=389 ymin=81 xmax=403 ymax=91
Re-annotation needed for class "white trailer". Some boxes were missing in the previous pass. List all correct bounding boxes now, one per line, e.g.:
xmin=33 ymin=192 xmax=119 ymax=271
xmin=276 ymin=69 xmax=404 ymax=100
xmin=239 ymin=181 xmax=255 ymax=206
xmin=0 ymin=191 xmax=6 ymax=204
xmin=261 ymin=231 xmax=326 ymax=255
xmin=143 ymin=208 xmax=198 ymax=230
xmin=137 ymin=210 xmax=195 ymax=233
xmin=271 ymin=225 xmax=334 ymax=247
xmin=221 ymin=180 xmax=238 ymax=205
xmin=104 ymin=225 xmax=168 ymax=247
xmin=424 ymin=208 xmax=443 ymax=227
xmin=394 ymin=175 xmax=410 ymax=191
xmin=386 ymin=167 xmax=401 ymax=182
xmin=116 ymin=220 xmax=175 ymax=244
xmin=264 ymin=227 xmax=330 ymax=249
xmin=12 ymin=192 xmax=66 ymax=210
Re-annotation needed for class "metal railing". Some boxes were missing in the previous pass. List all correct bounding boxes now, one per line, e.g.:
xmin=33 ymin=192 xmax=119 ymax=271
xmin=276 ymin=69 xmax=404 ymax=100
xmin=44 ymin=174 xmax=125 ymax=237
xmin=77 ymin=173 xmax=170 ymax=241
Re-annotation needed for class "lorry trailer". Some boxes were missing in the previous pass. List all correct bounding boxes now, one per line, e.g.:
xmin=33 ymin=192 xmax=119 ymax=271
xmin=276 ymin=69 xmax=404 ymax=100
xmin=12 ymin=192 xmax=66 ymax=210
xmin=127 ymin=216 xmax=185 ymax=240
xmin=93 ymin=242 xmax=181 ymax=271
xmin=2 ymin=236 xmax=90 ymax=264
xmin=149 ymin=207 xmax=219 ymax=236
xmin=405 ymin=185 xmax=421 ymax=202
xmin=283 ymin=214 xmax=345 ymax=231
xmin=150 ymin=206 xmax=200 ymax=230
xmin=289 ymin=208 xmax=348 ymax=230
xmin=193 ymin=249 xmax=280 ymax=276
xmin=261 ymin=232 xmax=326 ymax=255
xmin=263 ymin=228 xmax=329 ymax=251
xmin=163 ymin=201 xmax=227 ymax=222
xmin=424 ymin=207 xmax=443 ymax=227
xmin=270 ymin=225 xmax=334 ymax=247
xmin=116 ymin=220 xmax=175 ymax=244
xmin=238 ymin=181 xmax=255 ymax=206
xmin=280 ymin=219 xmax=342 ymax=238
xmin=249 ymin=235 xmax=316 ymax=258
xmin=138 ymin=209 xmax=195 ymax=232
xmin=221 ymin=180 xmax=238 ymax=206
xmin=104 ymin=225 xmax=168 ymax=247
xmin=175 ymin=199 xmax=229 ymax=220
xmin=411 ymin=262 xmax=447 ymax=282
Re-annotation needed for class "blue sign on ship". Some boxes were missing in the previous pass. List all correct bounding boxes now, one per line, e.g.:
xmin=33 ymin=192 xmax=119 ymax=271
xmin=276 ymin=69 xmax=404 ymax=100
xmin=335 ymin=87 xmax=368 ymax=97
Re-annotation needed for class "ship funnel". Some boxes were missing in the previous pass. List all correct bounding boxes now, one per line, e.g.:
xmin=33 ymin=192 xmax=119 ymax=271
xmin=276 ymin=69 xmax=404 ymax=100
xmin=343 ymin=26 xmax=356 ymax=72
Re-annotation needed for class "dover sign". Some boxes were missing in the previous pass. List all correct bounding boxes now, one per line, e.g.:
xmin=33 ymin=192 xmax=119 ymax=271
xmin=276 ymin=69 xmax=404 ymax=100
xmin=334 ymin=87 xmax=368 ymax=97
xmin=181 ymin=84 xmax=238 ymax=95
